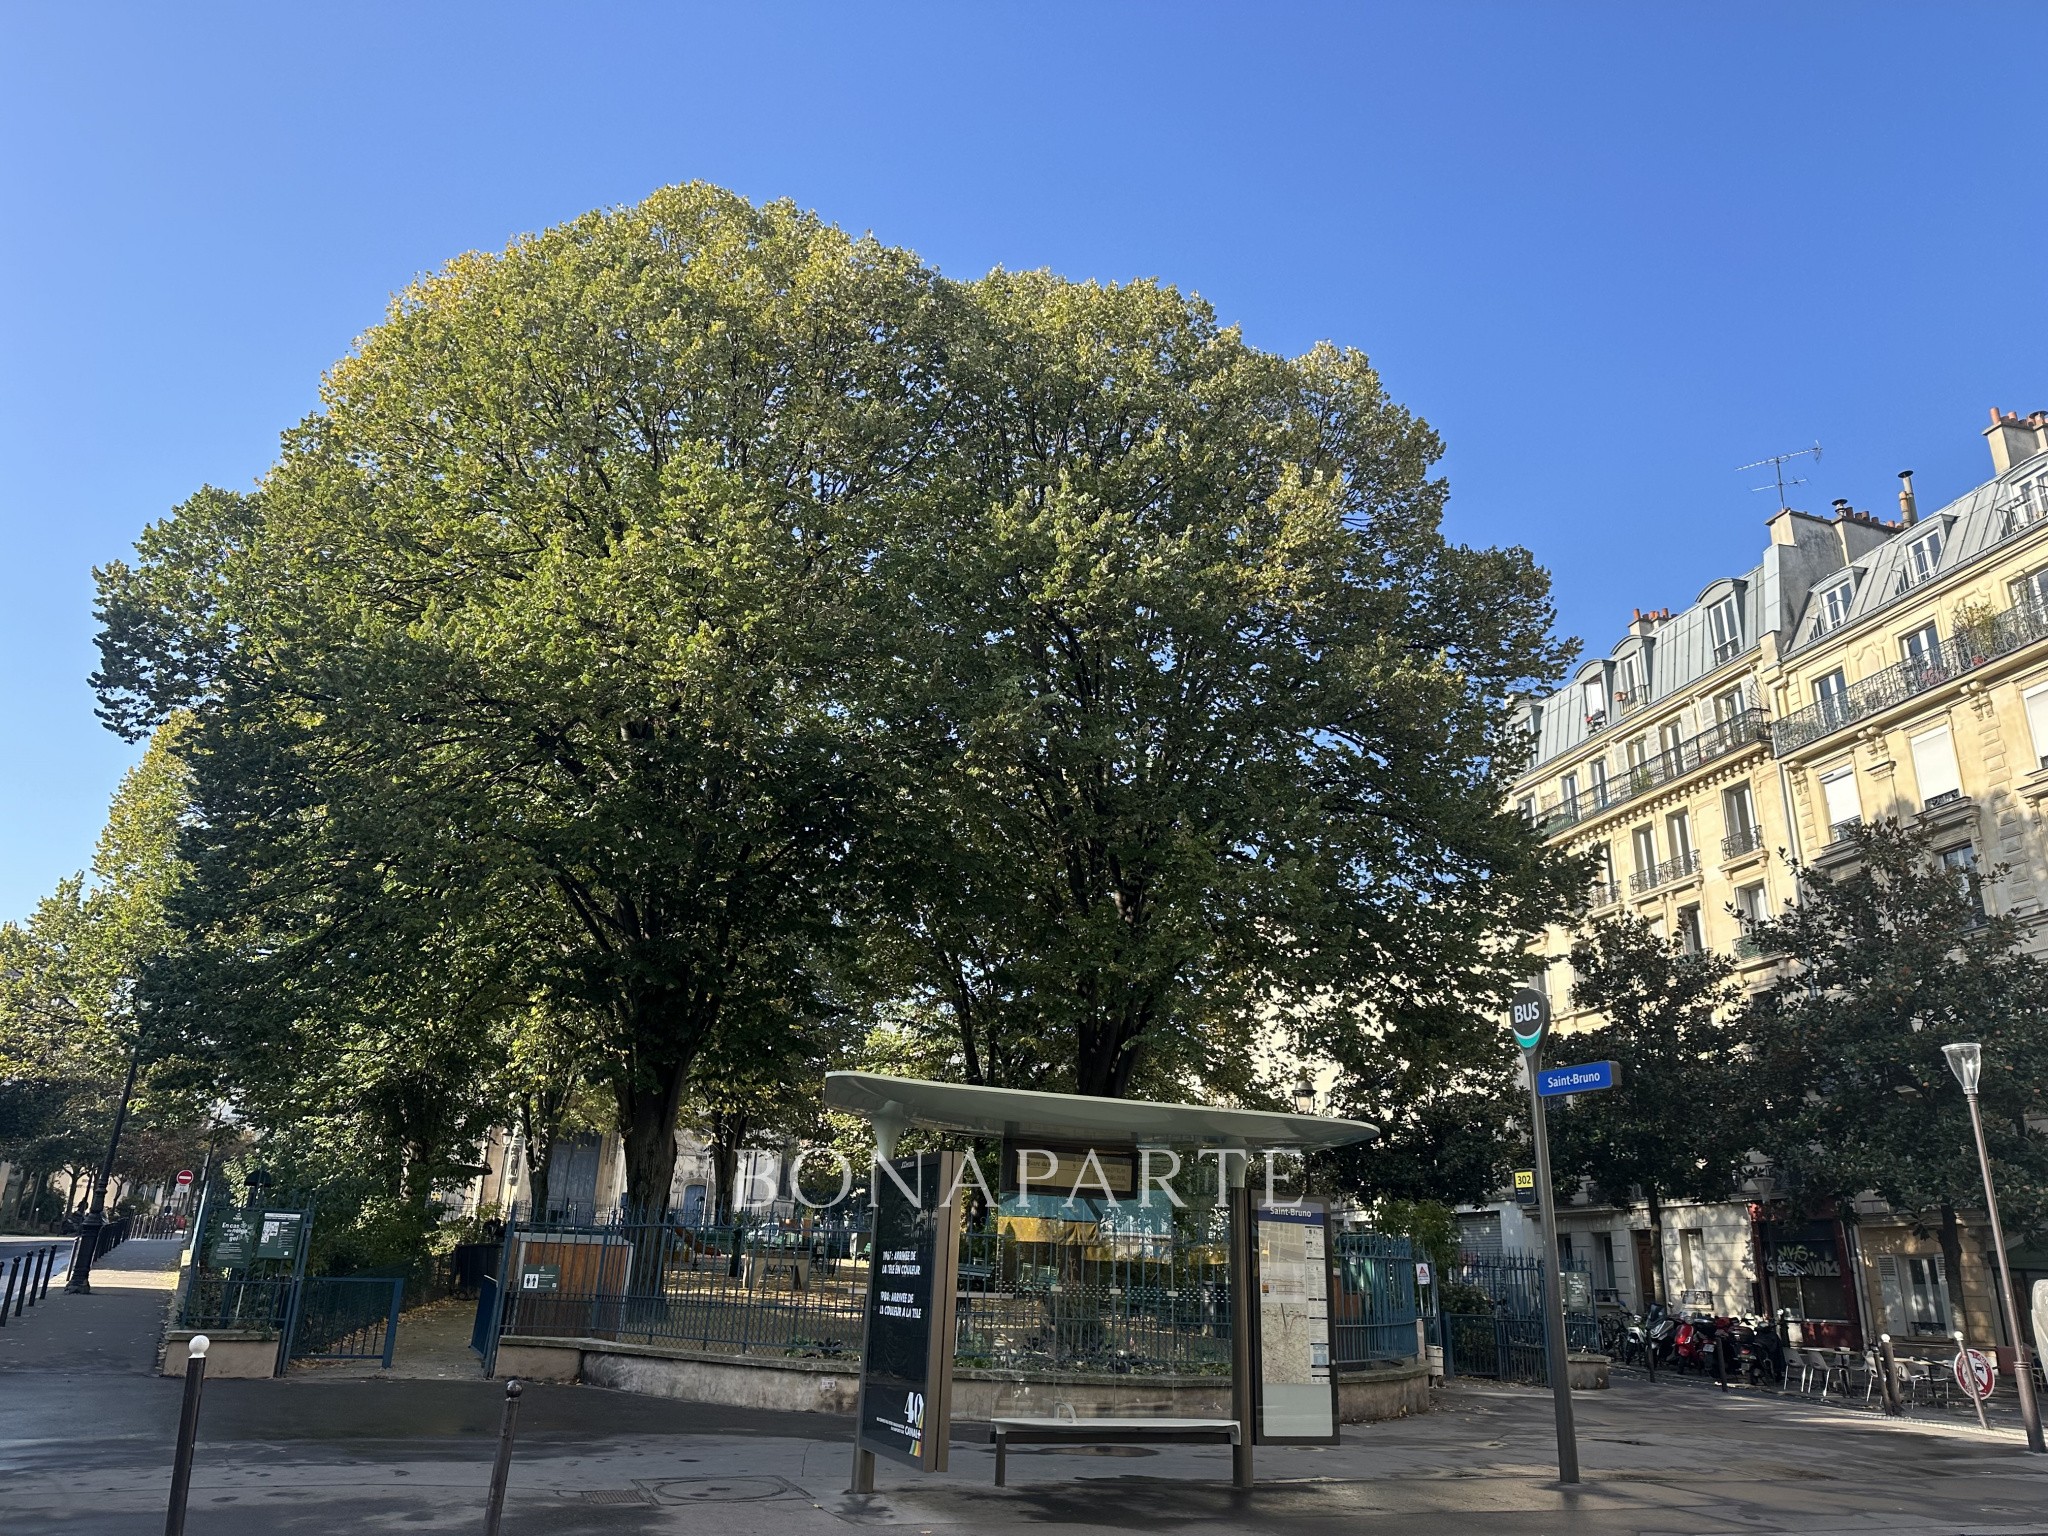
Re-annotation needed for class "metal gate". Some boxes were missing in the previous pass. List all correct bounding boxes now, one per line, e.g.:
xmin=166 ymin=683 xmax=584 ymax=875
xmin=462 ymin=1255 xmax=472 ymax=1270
xmin=288 ymin=1276 xmax=406 ymax=1367
xmin=1439 ymin=1253 xmax=1595 ymax=1386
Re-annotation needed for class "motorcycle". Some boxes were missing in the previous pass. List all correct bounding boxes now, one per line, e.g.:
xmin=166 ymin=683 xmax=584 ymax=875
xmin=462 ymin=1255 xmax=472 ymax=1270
xmin=1726 ymin=1312 xmax=1787 ymax=1388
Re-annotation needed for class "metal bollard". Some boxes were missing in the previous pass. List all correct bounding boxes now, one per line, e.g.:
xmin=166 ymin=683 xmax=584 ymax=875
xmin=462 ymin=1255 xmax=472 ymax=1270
xmin=165 ymin=1334 xmax=210 ymax=1536
xmin=42 ymin=1244 xmax=60 ymax=1299
xmin=0 ymin=1256 xmax=18 ymax=1326
xmin=28 ymin=1247 xmax=47 ymax=1306
xmin=14 ymin=1253 xmax=28 ymax=1317
xmin=1878 ymin=1333 xmax=1903 ymax=1416
xmin=483 ymin=1378 xmax=524 ymax=1536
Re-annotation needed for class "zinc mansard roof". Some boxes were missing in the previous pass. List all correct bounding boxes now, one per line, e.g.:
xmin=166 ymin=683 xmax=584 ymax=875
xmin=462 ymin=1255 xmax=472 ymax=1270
xmin=1782 ymin=449 xmax=2048 ymax=659
xmin=1520 ymin=562 xmax=1769 ymax=772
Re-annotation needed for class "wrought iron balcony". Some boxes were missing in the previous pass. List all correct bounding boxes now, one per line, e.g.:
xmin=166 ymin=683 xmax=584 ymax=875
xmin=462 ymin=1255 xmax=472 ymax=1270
xmin=1530 ymin=708 xmax=1771 ymax=839
xmin=1721 ymin=824 xmax=1765 ymax=859
xmin=1583 ymin=880 xmax=1622 ymax=911
xmin=1773 ymin=598 xmax=2048 ymax=754
xmin=1628 ymin=850 xmax=1701 ymax=894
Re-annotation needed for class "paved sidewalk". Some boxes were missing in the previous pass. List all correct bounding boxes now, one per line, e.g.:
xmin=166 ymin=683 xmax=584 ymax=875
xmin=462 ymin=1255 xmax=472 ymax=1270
xmin=0 ymin=1237 xmax=179 ymax=1376
xmin=2 ymin=1367 xmax=2046 ymax=1535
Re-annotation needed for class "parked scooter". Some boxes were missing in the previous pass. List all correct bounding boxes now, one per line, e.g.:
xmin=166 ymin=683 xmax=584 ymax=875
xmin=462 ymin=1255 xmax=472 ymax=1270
xmin=1726 ymin=1312 xmax=1787 ymax=1388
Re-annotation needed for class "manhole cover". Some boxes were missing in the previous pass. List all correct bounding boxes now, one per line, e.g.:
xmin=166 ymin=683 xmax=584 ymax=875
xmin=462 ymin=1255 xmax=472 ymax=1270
xmin=579 ymin=1489 xmax=652 ymax=1505
xmin=647 ymin=1476 xmax=794 ymax=1503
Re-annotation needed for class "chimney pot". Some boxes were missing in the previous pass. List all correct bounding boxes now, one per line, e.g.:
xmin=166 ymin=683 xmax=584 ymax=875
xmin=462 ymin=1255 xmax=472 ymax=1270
xmin=1898 ymin=469 xmax=1918 ymax=525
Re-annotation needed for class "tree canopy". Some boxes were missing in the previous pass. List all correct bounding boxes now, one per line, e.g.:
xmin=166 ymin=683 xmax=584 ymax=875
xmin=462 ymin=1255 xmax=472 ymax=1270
xmin=92 ymin=182 xmax=1577 ymax=1213
xmin=1745 ymin=819 xmax=2048 ymax=1283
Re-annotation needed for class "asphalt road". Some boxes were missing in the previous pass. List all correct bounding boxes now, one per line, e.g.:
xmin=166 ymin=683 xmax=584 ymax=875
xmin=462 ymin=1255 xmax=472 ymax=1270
xmin=3 ymin=1236 xmax=2045 ymax=1534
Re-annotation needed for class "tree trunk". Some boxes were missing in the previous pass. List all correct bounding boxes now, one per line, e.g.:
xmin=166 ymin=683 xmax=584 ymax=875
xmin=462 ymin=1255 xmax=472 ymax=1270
xmin=1937 ymin=1203 xmax=1967 ymax=1339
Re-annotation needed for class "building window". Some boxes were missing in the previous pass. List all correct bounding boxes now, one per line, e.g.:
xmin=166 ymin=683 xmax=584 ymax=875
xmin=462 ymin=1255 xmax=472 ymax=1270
xmin=1677 ymin=905 xmax=1703 ymax=955
xmin=1818 ymin=766 xmax=1861 ymax=840
xmin=1908 ymin=723 xmax=1963 ymax=807
xmin=1813 ymin=668 xmax=1847 ymax=709
xmin=1709 ymin=595 xmax=1742 ymax=662
xmin=1815 ymin=582 xmax=1854 ymax=636
xmin=1518 ymin=794 xmax=1538 ymax=823
xmin=1559 ymin=771 xmax=1579 ymax=814
xmin=2011 ymin=567 xmax=2048 ymax=614
xmin=1901 ymin=528 xmax=1944 ymax=588
xmin=1616 ymin=654 xmax=1643 ymax=707
xmin=1900 ymin=622 xmax=1940 ymax=669
xmin=1735 ymin=881 xmax=1769 ymax=924
xmin=1679 ymin=1229 xmax=1708 ymax=1299
xmin=1666 ymin=809 xmax=1693 ymax=865
xmin=1658 ymin=719 xmax=1683 ymax=762
xmin=1722 ymin=784 xmax=1759 ymax=856
xmin=1632 ymin=823 xmax=1658 ymax=877
xmin=1582 ymin=679 xmax=1607 ymax=727
xmin=1879 ymin=1253 xmax=1955 ymax=1337
xmin=2024 ymin=681 xmax=2048 ymax=771
xmin=1593 ymin=1231 xmax=1618 ymax=1298
xmin=1587 ymin=758 xmax=1609 ymax=807
xmin=1941 ymin=844 xmax=1985 ymax=916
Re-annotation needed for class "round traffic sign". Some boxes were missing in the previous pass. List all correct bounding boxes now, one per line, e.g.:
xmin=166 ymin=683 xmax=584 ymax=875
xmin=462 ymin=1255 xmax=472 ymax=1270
xmin=1508 ymin=987 xmax=1550 ymax=1053
xmin=175 ymin=1169 xmax=194 ymax=1187
xmin=1954 ymin=1346 xmax=1997 ymax=1402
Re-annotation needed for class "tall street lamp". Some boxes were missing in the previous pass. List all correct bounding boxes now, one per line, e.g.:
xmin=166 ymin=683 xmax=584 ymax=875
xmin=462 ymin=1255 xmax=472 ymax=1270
xmin=1942 ymin=1041 xmax=2046 ymax=1453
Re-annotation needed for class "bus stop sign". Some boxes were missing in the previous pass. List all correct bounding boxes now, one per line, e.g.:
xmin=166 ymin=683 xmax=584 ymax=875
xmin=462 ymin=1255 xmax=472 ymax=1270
xmin=1509 ymin=987 xmax=1550 ymax=1054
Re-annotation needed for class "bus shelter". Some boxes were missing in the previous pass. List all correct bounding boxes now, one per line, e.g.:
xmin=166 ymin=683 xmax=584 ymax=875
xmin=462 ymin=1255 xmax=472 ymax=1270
xmin=822 ymin=1071 xmax=1378 ymax=1491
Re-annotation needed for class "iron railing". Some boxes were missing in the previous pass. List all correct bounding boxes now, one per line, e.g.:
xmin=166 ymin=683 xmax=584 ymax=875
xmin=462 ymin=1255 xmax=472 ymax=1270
xmin=1438 ymin=1252 xmax=1598 ymax=1386
xmin=1331 ymin=1231 xmax=1420 ymax=1365
xmin=1532 ymin=709 xmax=1770 ymax=839
xmin=486 ymin=1213 xmax=1421 ymax=1378
xmin=1582 ymin=880 xmax=1622 ymax=911
xmin=1721 ymin=824 xmax=1765 ymax=859
xmin=1773 ymin=598 xmax=2048 ymax=753
xmin=1629 ymin=850 xmax=1700 ymax=894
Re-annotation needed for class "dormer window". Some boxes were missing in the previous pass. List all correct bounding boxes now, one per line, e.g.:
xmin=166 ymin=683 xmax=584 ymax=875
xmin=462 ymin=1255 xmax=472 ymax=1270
xmin=1898 ymin=528 xmax=1943 ymax=592
xmin=1708 ymin=595 xmax=1742 ymax=663
xmin=1813 ymin=580 xmax=1854 ymax=636
xmin=1581 ymin=679 xmax=1607 ymax=728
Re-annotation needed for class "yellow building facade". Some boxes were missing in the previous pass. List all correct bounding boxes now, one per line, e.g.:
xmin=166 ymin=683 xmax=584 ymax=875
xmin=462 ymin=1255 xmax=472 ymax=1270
xmin=1498 ymin=407 xmax=2048 ymax=1353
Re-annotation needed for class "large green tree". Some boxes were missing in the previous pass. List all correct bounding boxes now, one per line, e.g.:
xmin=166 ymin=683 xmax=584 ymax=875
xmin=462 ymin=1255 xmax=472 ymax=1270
xmin=864 ymin=271 xmax=1579 ymax=1100
xmin=94 ymin=183 xmax=1578 ymax=1216
xmin=0 ymin=722 xmax=200 ymax=1214
xmin=1745 ymin=819 xmax=2048 ymax=1308
xmin=95 ymin=186 xmax=945 ymax=1210
xmin=1552 ymin=913 xmax=1759 ymax=1298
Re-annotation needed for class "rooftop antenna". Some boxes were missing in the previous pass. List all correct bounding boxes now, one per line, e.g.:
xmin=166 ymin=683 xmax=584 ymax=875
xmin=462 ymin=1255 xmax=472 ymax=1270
xmin=1736 ymin=442 xmax=1823 ymax=510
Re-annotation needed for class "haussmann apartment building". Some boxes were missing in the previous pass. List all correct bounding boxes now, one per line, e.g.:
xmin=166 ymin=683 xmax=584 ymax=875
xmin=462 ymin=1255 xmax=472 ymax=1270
xmin=1469 ymin=407 xmax=2048 ymax=1365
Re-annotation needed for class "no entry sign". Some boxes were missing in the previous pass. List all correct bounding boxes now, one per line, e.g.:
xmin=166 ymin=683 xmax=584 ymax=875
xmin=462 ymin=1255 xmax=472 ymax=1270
xmin=175 ymin=1170 xmax=194 ymax=1187
xmin=1955 ymin=1347 xmax=1997 ymax=1402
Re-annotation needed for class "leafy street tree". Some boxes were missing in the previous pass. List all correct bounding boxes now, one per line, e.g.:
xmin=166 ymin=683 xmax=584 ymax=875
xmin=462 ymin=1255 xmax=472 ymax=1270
xmin=95 ymin=186 xmax=948 ymax=1212
xmin=1745 ymin=819 xmax=2048 ymax=1311
xmin=864 ymin=271 xmax=1581 ymax=1102
xmin=1551 ymin=913 xmax=1757 ymax=1301
xmin=0 ymin=721 xmax=199 ymax=1218
xmin=93 ymin=183 xmax=1580 ymax=1218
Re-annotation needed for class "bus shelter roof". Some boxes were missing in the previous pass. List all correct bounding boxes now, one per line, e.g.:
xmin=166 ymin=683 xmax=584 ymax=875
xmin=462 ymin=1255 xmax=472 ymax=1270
xmin=822 ymin=1071 xmax=1377 ymax=1151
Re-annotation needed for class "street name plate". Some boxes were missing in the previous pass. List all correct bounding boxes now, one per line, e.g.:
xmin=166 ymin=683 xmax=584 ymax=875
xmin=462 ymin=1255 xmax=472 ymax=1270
xmin=1537 ymin=1061 xmax=1619 ymax=1097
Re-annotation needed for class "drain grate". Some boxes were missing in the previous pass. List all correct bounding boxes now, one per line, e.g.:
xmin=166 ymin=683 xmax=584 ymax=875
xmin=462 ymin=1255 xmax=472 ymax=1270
xmin=579 ymin=1489 xmax=652 ymax=1506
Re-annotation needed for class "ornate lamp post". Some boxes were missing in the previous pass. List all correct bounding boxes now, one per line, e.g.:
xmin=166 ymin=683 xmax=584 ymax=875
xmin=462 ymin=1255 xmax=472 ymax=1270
xmin=1942 ymin=1041 xmax=2046 ymax=1453
xmin=1291 ymin=1076 xmax=1317 ymax=1116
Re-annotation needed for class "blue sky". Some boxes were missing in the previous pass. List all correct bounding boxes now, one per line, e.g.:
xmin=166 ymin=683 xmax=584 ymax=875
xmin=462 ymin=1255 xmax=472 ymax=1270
xmin=2 ymin=4 xmax=2044 ymax=921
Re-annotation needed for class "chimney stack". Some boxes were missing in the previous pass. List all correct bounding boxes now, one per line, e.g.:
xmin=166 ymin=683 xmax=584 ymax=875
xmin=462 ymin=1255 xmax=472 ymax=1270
xmin=1986 ymin=409 xmax=2048 ymax=475
xmin=1897 ymin=470 xmax=1918 ymax=524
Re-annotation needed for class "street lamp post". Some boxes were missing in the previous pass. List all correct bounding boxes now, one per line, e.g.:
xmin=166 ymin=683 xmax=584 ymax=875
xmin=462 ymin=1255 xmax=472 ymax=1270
xmin=64 ymin=1037 xmax=143 ymax=1296
xmin=1942 ymin=1041 xmax=2046 ymax=1454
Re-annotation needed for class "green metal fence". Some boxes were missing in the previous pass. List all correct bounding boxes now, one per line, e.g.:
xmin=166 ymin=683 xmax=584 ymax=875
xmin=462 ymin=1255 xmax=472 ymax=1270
xmin=488 ymin=1209 xmax=1420 ymax=1378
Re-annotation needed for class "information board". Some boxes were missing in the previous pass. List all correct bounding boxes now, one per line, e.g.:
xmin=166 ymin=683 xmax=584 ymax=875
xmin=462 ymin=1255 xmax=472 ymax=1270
xmin=1251 ymin=1200 xmax=1339 ymax=1445
xmin=257 ymin=1210 xmax=305 ymax=1260
xmin=211 ymin=1213 xmax=254 ymax=1269
xmin=855 ymin=1151 xmax=962 ymax=1472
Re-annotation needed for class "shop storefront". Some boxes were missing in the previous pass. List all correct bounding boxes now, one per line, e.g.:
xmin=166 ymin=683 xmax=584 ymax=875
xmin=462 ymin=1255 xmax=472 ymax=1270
xmin=1757 ymin=1215 xmax=1861 ymax=1349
